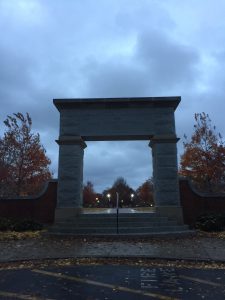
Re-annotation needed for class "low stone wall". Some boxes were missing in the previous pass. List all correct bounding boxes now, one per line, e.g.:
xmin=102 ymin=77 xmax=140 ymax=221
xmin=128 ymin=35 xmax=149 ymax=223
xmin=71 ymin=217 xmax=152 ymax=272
xmin=179 ymin=178 xmax=225 ymax=226
xmin=0 ymin=178 xmax=225 ymax=225
xmin=0 ymin=180 xmax=57 ymax=224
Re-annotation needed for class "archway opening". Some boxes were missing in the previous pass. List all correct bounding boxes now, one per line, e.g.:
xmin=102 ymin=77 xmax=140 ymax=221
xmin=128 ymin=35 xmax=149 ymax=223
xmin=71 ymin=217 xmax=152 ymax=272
xmin=83 ymin=141 xmax=155 ymax=210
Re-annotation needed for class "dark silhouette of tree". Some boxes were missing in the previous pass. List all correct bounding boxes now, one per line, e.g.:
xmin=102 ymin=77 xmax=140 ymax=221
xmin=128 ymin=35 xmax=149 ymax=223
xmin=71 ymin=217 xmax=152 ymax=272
xmin=136 ymin=179 xmax=154 ymax=207
xmin=0 ymin=113 xmax=52 ymax=197
xmin=180 ymin=112 xmax=225 ymax=192
xmin=83 ymin=181 xmax=98 ymax=207
xmin=102 ymin=177 xmax=135 ymax=207
xmin=0 ymin=160 xmax=10 ymax=196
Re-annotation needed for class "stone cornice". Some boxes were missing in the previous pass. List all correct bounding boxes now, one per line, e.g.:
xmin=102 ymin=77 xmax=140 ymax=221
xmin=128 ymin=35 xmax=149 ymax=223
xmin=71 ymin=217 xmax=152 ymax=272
xmin=56 ymin=136 xmax=87 ymax=148
xmin=149 ymin=135 xmax=180 ymax=147
xmin=53 ymin=96 xmax=181 ymax=112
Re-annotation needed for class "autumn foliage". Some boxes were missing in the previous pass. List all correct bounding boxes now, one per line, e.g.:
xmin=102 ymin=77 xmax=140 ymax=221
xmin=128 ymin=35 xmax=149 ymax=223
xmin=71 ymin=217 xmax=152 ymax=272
xmin=0 ymin=113 xmax=52 ymax=197
xmin=180 ymin=113 xmax=225 ymax=192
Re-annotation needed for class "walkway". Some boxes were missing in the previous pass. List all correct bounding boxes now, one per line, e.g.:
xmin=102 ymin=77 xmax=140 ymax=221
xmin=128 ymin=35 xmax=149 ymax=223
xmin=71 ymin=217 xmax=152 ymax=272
xmin=1 ymin=233 xmax=225 ymax=263
xmin=82 ymin=208 xmax=155 ymax=214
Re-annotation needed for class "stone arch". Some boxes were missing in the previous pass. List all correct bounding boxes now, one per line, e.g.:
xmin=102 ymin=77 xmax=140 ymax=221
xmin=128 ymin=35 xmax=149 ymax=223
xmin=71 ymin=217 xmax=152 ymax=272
xmin=53 ymin=97 xmax=184 ymax=225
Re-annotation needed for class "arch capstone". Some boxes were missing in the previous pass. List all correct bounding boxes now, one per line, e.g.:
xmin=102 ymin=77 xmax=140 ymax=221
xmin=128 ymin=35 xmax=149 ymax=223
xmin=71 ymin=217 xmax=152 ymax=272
xmin=53 ymin=97 xmax=184 ymax=225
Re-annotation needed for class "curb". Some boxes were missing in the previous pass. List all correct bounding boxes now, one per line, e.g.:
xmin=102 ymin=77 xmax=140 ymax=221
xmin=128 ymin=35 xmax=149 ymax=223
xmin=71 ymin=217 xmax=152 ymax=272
xmin=1 ymin=255 xmax=225 ymax=266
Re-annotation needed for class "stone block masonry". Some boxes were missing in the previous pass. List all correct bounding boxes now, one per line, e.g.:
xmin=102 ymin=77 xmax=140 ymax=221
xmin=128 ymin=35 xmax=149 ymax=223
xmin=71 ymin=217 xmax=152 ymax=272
xmin=53 ymin=97 xmax=183 ymax=227
xmin=56 ymin=136 xmax=86 ymax=208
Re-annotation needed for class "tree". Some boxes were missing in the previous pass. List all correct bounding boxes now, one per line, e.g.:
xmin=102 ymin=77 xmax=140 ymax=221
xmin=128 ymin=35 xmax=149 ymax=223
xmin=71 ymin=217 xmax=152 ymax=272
xmin=0 ymin=160 xmax=10 ymax=196
xmin=102 ymin=177 xmax=135 ymax=207
xmin=136 ymin=179 xmax=154 ymax=207
xmin=83 ymin=181 xmax=98 ymax=207
xmin=0 ymin=113 xmax=52 ymax=197
xmin=180 ymin=112 xmax=225 ymax=192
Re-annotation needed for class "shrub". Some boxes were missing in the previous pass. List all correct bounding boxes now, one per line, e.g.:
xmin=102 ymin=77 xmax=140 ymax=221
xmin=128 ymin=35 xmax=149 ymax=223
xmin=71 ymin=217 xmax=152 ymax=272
xmin=11 ymin=219 xmax=43 ymax=232
xmin=195 ymin=213 xmax=225 ymax=231
xmin=0 ymin=218 xmax=13 ymax=231
xmin=0 ymin=218 xmax=43 ymax=232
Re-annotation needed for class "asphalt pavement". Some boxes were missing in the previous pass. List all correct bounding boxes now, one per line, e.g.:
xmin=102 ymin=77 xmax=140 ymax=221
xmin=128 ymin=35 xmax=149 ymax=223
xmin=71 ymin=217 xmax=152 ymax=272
xmin=1 ymin=263 xmax=225 ymax=299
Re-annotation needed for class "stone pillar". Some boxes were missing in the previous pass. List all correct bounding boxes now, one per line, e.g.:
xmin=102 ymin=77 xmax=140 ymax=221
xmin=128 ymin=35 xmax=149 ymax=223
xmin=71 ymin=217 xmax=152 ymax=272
xmin=149 ymin=135 xmax=183 ymax=224
xmin=55 ymin=136 xmax=86 ymax=220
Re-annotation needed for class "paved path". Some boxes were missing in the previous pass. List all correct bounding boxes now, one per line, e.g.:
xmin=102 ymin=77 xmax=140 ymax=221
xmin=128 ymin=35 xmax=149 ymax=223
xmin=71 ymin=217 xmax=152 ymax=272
xmin=1 ymin=235 xmax=225 ymax=263
xmin=83 ymin=208 xmax=155 ymax=214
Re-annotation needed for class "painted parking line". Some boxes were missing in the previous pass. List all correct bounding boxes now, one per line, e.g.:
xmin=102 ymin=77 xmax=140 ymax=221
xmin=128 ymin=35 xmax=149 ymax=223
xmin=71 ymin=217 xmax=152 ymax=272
xmin=180 ymin=275 xmax=224 ymax=287
xmin=33 ymin=269 xmax=180 ymax=300
xmin=0 ymin=290 xmax=52 ymax=300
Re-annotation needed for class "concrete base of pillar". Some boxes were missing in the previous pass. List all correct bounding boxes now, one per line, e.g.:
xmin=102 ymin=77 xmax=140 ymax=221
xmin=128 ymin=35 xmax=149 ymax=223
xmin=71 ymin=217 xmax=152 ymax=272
xmin=156 ymin=206 xmax=184 ymax=225
xmin=55 ymin=207 xmax=83 ymax=222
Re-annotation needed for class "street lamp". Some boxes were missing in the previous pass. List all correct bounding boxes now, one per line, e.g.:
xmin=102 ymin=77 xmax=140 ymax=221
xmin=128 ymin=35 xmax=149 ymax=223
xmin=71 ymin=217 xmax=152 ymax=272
xmin=130 ymin=193 xmax=134 ymax=207
xmin=116 ymin=192 xmax=119 ymax=209
xmin=107 ymin=193 xmax=111 ymax=208
xmin=116 ymin=192 xmax=119 ymax=234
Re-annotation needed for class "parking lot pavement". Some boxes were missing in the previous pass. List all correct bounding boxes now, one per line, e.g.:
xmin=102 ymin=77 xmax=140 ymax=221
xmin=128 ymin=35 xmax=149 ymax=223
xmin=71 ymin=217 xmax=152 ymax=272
xmin=0 ymin=262 xmax=225 ymax=299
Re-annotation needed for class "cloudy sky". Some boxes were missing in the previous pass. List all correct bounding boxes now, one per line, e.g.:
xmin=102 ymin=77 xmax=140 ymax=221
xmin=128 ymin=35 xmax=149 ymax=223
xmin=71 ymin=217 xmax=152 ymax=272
xmin=1 ymin=0 xmax=225 ymax=192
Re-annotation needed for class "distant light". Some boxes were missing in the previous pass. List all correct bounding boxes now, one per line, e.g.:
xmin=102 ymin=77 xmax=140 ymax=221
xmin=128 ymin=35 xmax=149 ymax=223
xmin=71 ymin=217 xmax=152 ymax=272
xmin=96 ymin=197 xmax=99 ymax=201
xmin=131 ymin=193 xmax=134 ymax=198
xmin=107 ymin=193 xmax=111 ymax=198
xmin=121 ymin=200 xmax=124 ymax=203
xmin=150 ymin=204 xmax=153 ymax=207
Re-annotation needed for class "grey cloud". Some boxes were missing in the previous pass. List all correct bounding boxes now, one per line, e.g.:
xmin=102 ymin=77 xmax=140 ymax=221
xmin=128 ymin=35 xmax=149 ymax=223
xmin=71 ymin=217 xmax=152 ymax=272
xmin=115 ymin=0 xmax=175 ymax=35
xmin=135 ymin=30 xmax=200 ymax=93
xmin=84 ymin=60 xmax=149 ymax=98
xmin=0 ymin=44 xmax=38 ymax=108
xmin=83 ymin=28 xmax=200 ymax=98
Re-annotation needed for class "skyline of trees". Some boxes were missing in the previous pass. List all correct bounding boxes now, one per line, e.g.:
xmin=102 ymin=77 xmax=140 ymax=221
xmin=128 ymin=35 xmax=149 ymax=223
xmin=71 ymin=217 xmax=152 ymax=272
xmin=83 ymin=176 xmax=154 ymax=208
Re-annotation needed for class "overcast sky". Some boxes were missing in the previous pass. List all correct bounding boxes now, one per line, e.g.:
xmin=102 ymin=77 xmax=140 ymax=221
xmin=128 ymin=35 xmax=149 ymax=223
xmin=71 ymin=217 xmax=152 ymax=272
xmin=1 ymin=0 xmax=225 ymax=192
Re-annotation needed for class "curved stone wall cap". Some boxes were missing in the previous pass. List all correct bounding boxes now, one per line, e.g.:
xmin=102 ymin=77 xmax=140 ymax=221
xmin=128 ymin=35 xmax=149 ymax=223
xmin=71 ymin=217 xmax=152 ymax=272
xmin=56 ymin=136 xmax=87 ymax=148
xmin=0 ymin=179 xmax=57 ymax=201
xmin=179 ymin=176 xmax=225 ymax=198
xmin=53 ymin=96 xmax=181 ymax=111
